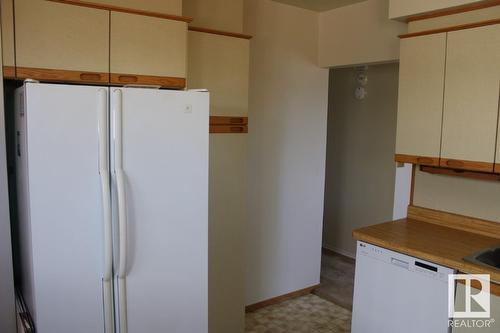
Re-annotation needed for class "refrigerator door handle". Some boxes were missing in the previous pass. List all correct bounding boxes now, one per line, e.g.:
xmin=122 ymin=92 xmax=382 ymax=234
xmin=113 ymin=89 xmax=128 ymax=333
xmin=97 ymin=88 xmax=114 ymax=333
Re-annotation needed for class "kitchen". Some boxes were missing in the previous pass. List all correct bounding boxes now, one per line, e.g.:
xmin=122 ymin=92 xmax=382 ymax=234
xmin=0 ymin=0 xmax=499 ymax=333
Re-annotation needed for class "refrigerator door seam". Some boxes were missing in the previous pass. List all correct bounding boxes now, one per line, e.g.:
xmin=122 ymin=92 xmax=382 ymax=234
xmin=113 ymin=88 xmax=128 ymax=333
xmin=97 ymin=88 xmax=114 ymax=333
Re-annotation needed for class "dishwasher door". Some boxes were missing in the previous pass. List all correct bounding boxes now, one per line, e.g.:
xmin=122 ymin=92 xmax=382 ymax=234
xmin=352 ymin=241 xmax=455 ymax=333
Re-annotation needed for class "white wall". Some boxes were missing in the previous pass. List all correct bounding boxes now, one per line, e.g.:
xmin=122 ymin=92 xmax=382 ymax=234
xmin=389 ymin=0 xmax=485 ymax=20
xmin=318 ymin=0 xmax=407 ymax=68
xmin=0 ymin=30 xmax=16 ymax=332
xmin=244 ymin=0 xmax=329 ymax=305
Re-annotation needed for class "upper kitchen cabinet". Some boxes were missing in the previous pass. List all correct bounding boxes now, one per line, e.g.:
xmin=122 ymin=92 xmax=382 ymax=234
xmin=187 ymin=31 xmax=250 ymax=116
xmin=110 ymin=12 xmax=188 ymax=89
xmin=1 ymin=0 xmax=15 ymax=78
xmin=14 ymin=0 xmax=110 ymax=84
xmin=395 ymin=33 xmax=447 ymax=166
xmin=441 ymin=24 xmax=500 ymax=172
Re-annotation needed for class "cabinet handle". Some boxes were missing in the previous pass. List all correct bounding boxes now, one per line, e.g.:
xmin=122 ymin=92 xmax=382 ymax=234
xmin=416 ymin=157 xmax=434 ymax=165
xmin=80 ymin=73 xmax=102 ymax=81
xmin=118 ymin=75 xmax=139 ymax=83
xmin=230 ymin=118 xmax=245 ymax=124
xmin=445 ymin=159 xmax=464 ymax=168
xmin=230 ymin=126 xmax=245 ymax=133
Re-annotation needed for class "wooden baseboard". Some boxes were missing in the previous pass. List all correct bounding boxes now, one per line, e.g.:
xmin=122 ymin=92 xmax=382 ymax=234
xmin=245 ymin=284 xmax=320 ymax=312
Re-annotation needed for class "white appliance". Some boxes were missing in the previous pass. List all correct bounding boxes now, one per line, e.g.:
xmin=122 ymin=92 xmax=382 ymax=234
xmin=15 ymin=82 xmax=209 ymax=333
xmin=352 ymin=241 xmax=455 ymax=333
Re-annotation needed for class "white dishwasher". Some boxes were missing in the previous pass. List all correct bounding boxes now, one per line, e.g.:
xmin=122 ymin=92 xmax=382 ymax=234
xmin=352 ymin=241 xmax=455 ymax=333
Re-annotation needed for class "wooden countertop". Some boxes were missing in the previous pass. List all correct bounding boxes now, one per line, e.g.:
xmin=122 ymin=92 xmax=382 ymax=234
xmin=353 ymin=212 xmax=500 ymax=284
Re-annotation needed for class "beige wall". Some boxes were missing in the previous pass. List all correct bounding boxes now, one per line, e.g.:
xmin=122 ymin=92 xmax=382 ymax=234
xmin=207 ymin=135 xmax=246 ymax=333
xmin=323 ymin=64 xmax=399 ymax=257
xmin=244 ymin=0 xmax=329 ymax=305
xmin=318 ymin=0 xmax=407 ymax=68
xmin=183 ymin=0 xmax=244 ymax=32
xmin=0 ymin=26 xmax=16 ymax=332
xmin=93 ymin=0 xmax=182 ymax=15
xmin=186 ymin=3 xmax=248 ymax=333
xmin=389 ymin=0 xmax=484 ymax=20
xmin=413 ymin=169 xmax=500 ymax=222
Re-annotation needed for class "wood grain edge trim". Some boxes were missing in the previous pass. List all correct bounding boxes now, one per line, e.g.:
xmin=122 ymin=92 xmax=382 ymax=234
xmin=110 ymin=73 xmax=185 ymax=89
xmin=420 ymin=165 xmax=500 ymax=181
xmin=189 ymin=26 xmax=253 ymax=40
xmin=407 ymin=205 xmax=500 ymax=239
xmin=245 ymin=285 xmax=320 ymax=312
xmin=457 ymin=276 xmax=500 ymax=297
xmin=399 ymin=18 xmax=500 ymax=38
xmin=48 ymin=0 xmax=193 ymax=22
xmin=439 ymin=158 xmax=494 ymax=173
xmin=16 ymin=67 xmax=109 ymax=84
xmin=209 ymin=125 xmax=248 ymax=134
xmin=395 ymin=154 xmax=440 ymax=166
xmin=495 ymin=163 xmax=500 ymax=174
xmin=407 ymin=0 xmax=500 ymax=22
xmin=209 ymin=116 xmax=248 ymax=125
xmin=3 ymin=66 xmax=15 ymax=79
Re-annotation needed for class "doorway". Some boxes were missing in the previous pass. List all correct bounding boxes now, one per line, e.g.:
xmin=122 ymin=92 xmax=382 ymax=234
xmin=316 ymin=63 xmax=410 ymax=312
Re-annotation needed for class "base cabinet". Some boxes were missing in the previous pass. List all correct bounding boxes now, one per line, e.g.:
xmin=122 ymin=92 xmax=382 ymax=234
xmin=452 ymin=284 xmax=500 ymax=333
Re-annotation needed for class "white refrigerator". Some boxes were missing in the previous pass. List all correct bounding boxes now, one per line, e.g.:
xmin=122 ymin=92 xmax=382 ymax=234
xmin=15 ymin=82 xmax=209 ymax=333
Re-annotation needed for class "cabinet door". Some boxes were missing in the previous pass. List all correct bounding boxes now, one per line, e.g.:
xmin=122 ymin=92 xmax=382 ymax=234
xmin=110 ymin=12 xmax=187 ymax=89
xmin=441 ymin=24 xmax=500 ymax=172
xmin=187 ymin=31 xmax=249 ymax=116
xmin=395 ymin=33 xmax=447 ymax=166
xmin=1 ymin=0 xmax=15 ymax=77
xmin=14 ymin=0 xmax=109 ymax=84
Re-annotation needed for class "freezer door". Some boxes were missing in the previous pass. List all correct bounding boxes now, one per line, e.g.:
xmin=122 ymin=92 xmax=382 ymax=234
xmin=17 ymin=83 xmax=112 ymax=332
xmin=111 ymin=88 xmax=209 ymax=333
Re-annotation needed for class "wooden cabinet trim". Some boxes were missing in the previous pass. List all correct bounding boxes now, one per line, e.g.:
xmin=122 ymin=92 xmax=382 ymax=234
xmin=3 ymin=66 xmax=15 ymax=79
xmin=16 ymin=67 xmax=109 ymax=84
xmin=110 ymin=73 xmax=185 ymax=89
xmin=188 ymin=26 xmax=253 ymax=40
xmin=395 ymin=154 xmax=440 ymax=166
xmin=420 ymin=165 xmax=500 ymax=181
xmin=48 ymin=0 xmax=193 ymax=23
xmin=399 ymin=18 xmax=500 ymax=39
xmin=439 ymin=158 xmax=494 ymax=173
xmin=495 ymin=164 xmax=500 ymax=173
xmin=209 ymin=116 xmax=248 ymax=126
xmin=406 ymin=1 xmax=500 ymax=23
xmin=209 ymin=125 xmax=248 ymax=134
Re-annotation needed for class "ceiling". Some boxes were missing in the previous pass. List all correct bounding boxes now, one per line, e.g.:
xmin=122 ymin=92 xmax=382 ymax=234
xmin=271 ymin=0 xmax=366 ymax=12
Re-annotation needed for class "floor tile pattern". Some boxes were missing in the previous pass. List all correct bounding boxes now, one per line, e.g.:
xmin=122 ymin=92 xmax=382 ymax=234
xmin=245 ymin=294 xmax=351 ymax=333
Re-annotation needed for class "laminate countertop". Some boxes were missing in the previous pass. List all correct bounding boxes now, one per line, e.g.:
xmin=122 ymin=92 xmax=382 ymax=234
xmin=353 ymin=217 xmax=500 ymax=284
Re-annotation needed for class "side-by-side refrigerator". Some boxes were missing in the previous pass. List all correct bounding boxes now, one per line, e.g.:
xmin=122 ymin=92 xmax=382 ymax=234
xmin=15 ymin=82 xmax=209 ymax=333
